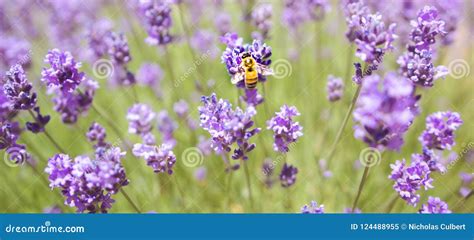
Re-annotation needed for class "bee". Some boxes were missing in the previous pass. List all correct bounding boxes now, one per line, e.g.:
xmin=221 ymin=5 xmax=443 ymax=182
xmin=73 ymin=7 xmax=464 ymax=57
xmin=231 ymin=52 xmax=273 ymax=89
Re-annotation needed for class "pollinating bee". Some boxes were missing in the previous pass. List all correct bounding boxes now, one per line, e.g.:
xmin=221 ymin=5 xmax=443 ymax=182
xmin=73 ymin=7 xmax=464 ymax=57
xmin=231 ymin=52 xmax=273 ymax=89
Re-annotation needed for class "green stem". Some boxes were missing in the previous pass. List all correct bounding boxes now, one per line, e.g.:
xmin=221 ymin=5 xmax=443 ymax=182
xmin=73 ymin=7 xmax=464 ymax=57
xmin=352 ymin=166 xmax=370 ymax=212
xmin=163 ymin=47 xmax=179 ymax=102
xmin=385 ymin=194 xmax=399 ymax=213
xmin=325 ymin=83 xmax=362 ymax=163
xmin=120 ymin=189 xmax=141 ymax=213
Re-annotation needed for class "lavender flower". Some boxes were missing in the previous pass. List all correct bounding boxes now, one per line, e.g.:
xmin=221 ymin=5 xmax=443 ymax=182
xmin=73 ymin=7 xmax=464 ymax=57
xmin=326 ymin=75 xmax=344 ymax=102
xmin=41 ymin=49 xmax=85 ymax=93
xmin=52 ymin=79 xmax=98 ymax=124
xmin=136 ymin=62 xmax=163 ymax=97
xmin=267 ymin=105 xmax=303 ymax=153
xmin=282 ymin=0 xmax=309 ymax=31
xmin=412 ymin=148 xmax=444 ymax=173
xmin=214 ymin=12 xmax=232 ymax=35
xmin=3 ymin=64 xmax=36 ymax=110
xmin=419 ymin=111 xmax=463 ymax=151
xmin=25 ymin=107 xmax=50 ymax=133
xmin=127 ymin=103 xmax=156 ymax=136
xmin=397 ymin=6 xmax=447 ymax=87
xmin=86 ymin=122 xmax=109 ymax=149
xmin=86 ymin=19 xmax=113 ymax=60
xmin=353 ymin=73 xmax=419 ymax=151
xmin=219 ymin=32 xmax=243 ymax=49
xmin=199 ymin=93 xmax=260 ymax=162
xmin=157 ymin=110 xmax=177 ymax=147
xmin=459 ymin=172 xmax=473 ymax=198
xmin=45 ymin=147 xmax=128 ymax=213
xmin=107 ymin=32 xmax=135 ymax=86
xmin=301 ymin=201 xmax=324 ymax=214
xmin=0 ymin=36 xmax=31 ymax=73
xmin=240 ymin=89 xmax=264 ymax=106
xmin=250 ymin=3 xmax=272 ymax=40
xmin=389 ymin=157 xmax=433 ymax=206
xmin=0 ymin=121 xmax=20 ymax=149
xmin=139 ymin=0 xmax=173 ymax=46
xmin=227 ymin=106 xmax=261 ymax=161
xmin=132 ymin=143 xmax=176 ymax=174
xmin=419 ymin=196 xmax=451 ymax=213
xmin=280 ymin=163 xmax=298 ymax=187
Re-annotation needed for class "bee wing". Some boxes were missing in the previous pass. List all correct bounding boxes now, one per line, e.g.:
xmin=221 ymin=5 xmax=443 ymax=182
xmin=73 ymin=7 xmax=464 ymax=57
xmin=231 ymin=71 xmax=245 ymax=84
xmin=257 ymin=63 xmax=274 ymax=76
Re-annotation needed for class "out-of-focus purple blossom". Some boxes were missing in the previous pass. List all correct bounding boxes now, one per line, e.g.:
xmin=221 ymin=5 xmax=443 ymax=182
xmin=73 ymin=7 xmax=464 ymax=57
xmin=86 ymin=122 xmax=109 ymax=149
xmin=319 ymin=159 xmax=333 ymax=179
xmin=267 ymin=105 xmax=303 ymax=153
xmin=86 ymin=19 xmax=113 ymax=60
xmin=419 ymin=196 xmax=451 ymax=213
xmin=282 ymin=0 xmax=308 ymax=31
xmin=132 ymin=143 xmax=176 ymax=174
xmin=194 ymin=166 xmax=207 ymax=182
xmin=173 ymin=99 xmax=189 ymax=118
xmin=398 ymin=6 xmax=447 ymax=87
xmin=301 ymin=201 xmax=324 ymax=214
xmin=432 ymin=0 xmax=461 ymax=45
xmin=240 ymin=89 xmax=263 ymax=106
xmin=262 ymin=158 xmax=274 ymax=188
xmin=45 ymin=147 xmax=128 ymax=213
xmin=139 ymin=0 xmax=173 ymax=46
xmin=197 ymin=135 xmax=213 ymax=156
xmin=25 ymin=107 xmax=50 ymax=133
xmin=419 ymin=111 xmax=463 ymax=151
xmin=459 ymin=172 xmax=473 ymax=198
xmin=215 ymin=12 xmax=232 ymax=35
xmin=344 ymin=207 xmax=362 ymax=213
xmin=326 ymin=75 xmax=344 ymax=102
xmin=191 ymin=30 xmax=218 ymax=58
xmin=353 ymin=73 xmax=419 ymax=151
xmin=0 ymin=86 xmax=12 ymax=121
xmin=308 ymin=0 xmax=331 ymax=21
xmin=107 ymin=32 xmax=131 ymax=65
xmin=52 ymin=79 xmax=98 ymax=124
xmin=280 ymin=163 xmax=298 ymax=187
xmin=251 ymin=3 xmax=272 ymax=40
xmin=3 ymin=64 xmax=36 ymax=110
xmin=0 ymin=37 xmax=31 ymax=73
xmin=41 ymin=49 xmax=85 ymax=93
xmin=389 ymin=157 xmax=433 ymax=206
xmin=221 ymin=37 xmax=272 ymax=86
xmin=219 ymin=32 xmax=243 ymax=49
xmin=136 ymin=63 xmax=163 ymax=97
xmin=157 ymin=110 xmax=177 ymax=147
xmin=127 ymin=103 xmax=156 ymax=136
xmin=43 ymin=205 xmax=62 ymax=213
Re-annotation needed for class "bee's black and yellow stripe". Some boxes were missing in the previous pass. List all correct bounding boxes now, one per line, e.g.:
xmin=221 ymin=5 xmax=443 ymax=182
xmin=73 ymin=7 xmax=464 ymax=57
xmin=245 ymin=68 xmax=258 ymax=89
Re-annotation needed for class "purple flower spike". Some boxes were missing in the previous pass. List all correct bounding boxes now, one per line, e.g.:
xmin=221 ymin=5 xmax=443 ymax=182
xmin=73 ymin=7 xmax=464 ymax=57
xmin=241 ymin=89 xmax=264 ymax=106
xmin=41 ymin=49 xmax=85 ymax=93
xmin=419 ymin=111 xmax=463 ymax=151
xmin=389 ymin=157 xmax=433 ymax=206
xmin=301 ymin=201 xmax=324 ymax=214
xmin=3 ymin=64 xmax=36 ymax=110
xmin=127 ymin=103 xmax=156 ymax=136
xmin=280 ymin=163 xmax=298 ymax=187
xmin=353 ymin=73 xmax=419 ymax=151
xmin=326 ymin=75 xmax=344 ymax=102
xmin=132 ymin=144 xmax=176 ymax=175
xmin=250 ymin=3 xmax=272 ymax=40
xmin=419 ymin=196 xmax=451 ymax=214
xmin=86 ymin=122 xmax=109 ymax=149
xmin=157 ymin=110 xmax=177 ymax=147
xmin=25 ymin=107 xmax=50 ymax=133
xmin=139 ymin=0 xmax=173 ymax=46
xmin=267 ymin=105 xmax=303 ymax=153
xmin=227 ymin=106 xmax=261 ymax=161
